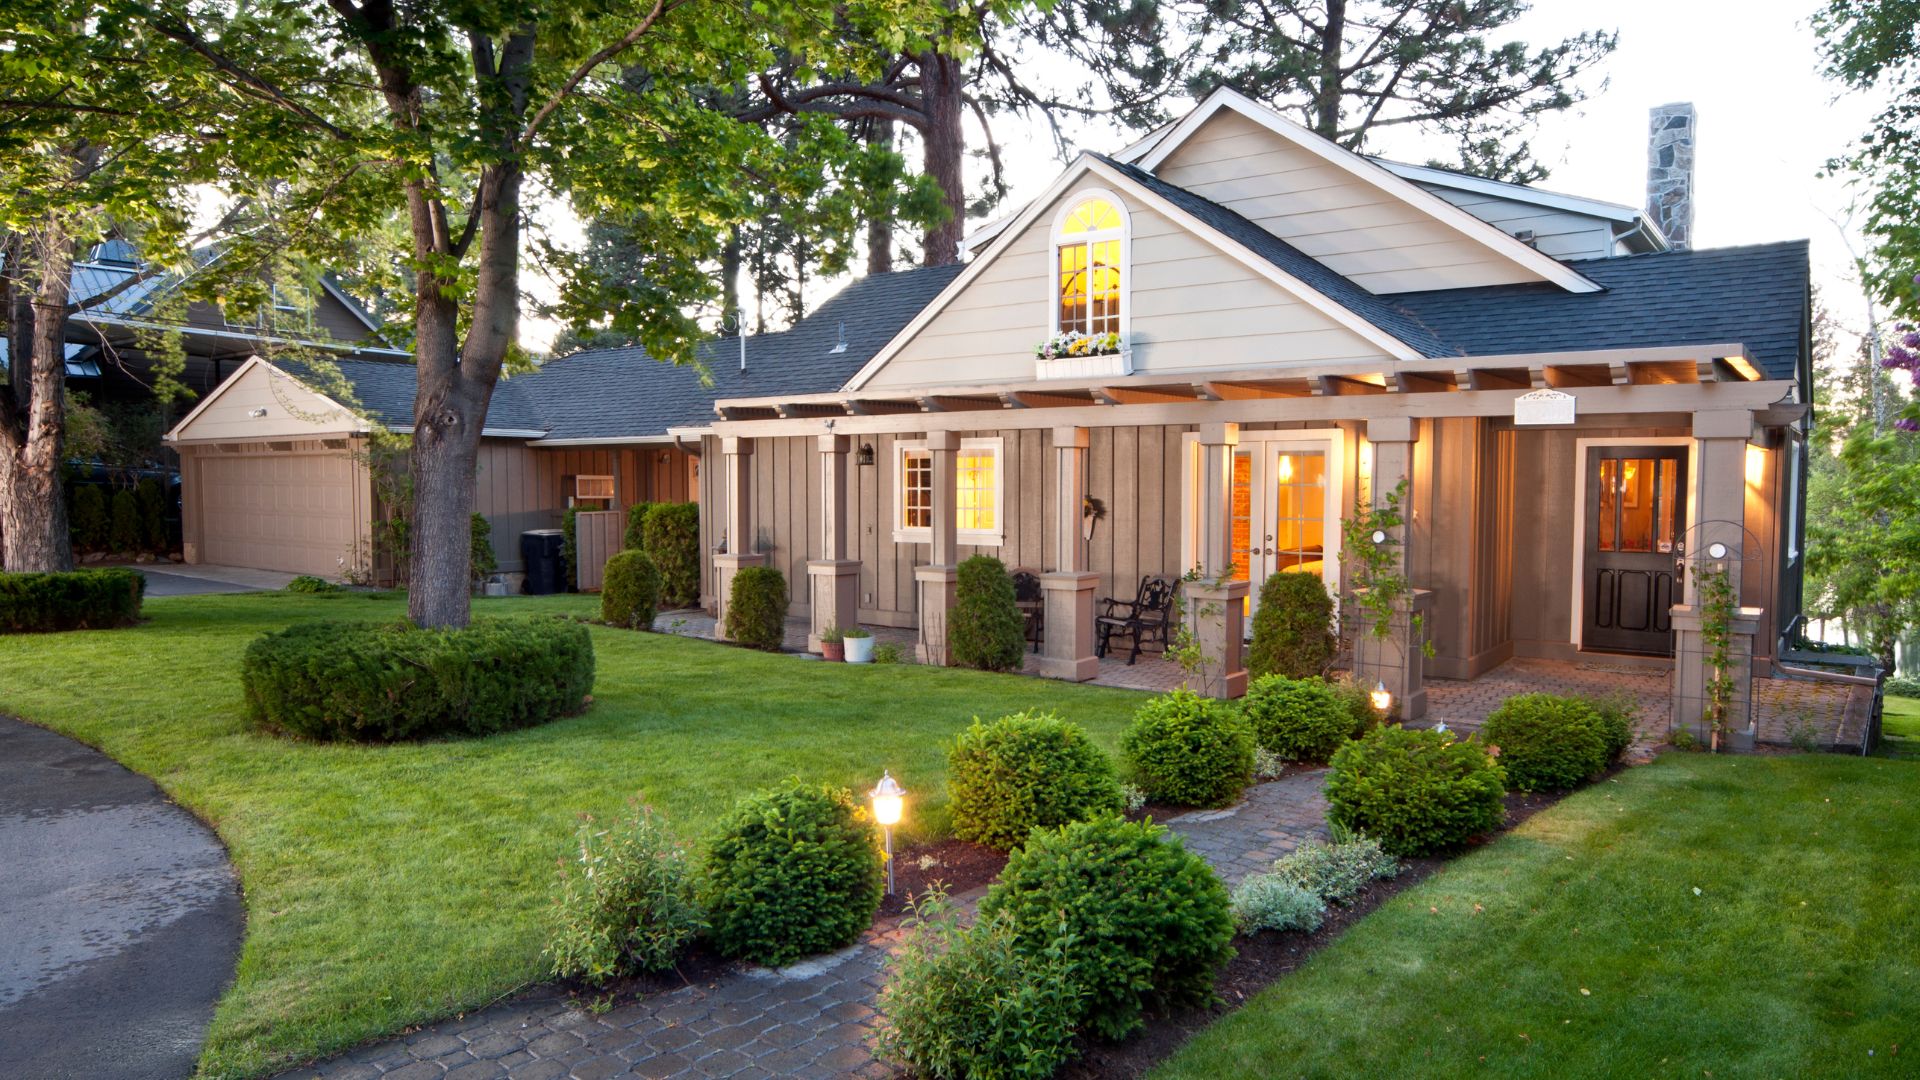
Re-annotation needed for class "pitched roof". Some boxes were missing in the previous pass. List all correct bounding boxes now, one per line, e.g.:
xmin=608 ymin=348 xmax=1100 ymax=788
xmin=279 ymin=357 xmax=550 ymax=434
xmin=1387 ymin=241 xmax=1810 ymax=380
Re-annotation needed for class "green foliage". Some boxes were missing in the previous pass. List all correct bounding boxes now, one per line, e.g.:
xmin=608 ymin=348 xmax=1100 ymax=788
xmin=980 ymin=816 xmax=1234 ymax=1041
xmin=470 ymin=513 xmax=498 ymax=585
xmin=1119 ymin=688 xmax=1255 ymax=808
xmin=1588 ymin=693 xmax=1639 ymax=763
xmin=1325 ymin=725 xmax=1507 ymax=857
xmin=601 ymin=550 xmax=661 ymax=630
xmin=109 ymin=488 xmax=141 ymax=553
xmin=1815 ymin=0 xmax=1920 ymax=317
xmin=1887 ymin=675 xmax=1920 ymax=697
xmin=0 ymin=569 xmax=145 ymax=633
xmin=1482 ymin=693 xmax=1610 ymax=792
xmin=948 ymin=555 xmax=1026 ymax=671
xmin=285 ymin=575 xmax=341 ymax=594
xmin=876 ymin=891 xmax=1083 ymax=1079
xmin=623 ymin=501 xmax=658 ymax=552
xmin=1247 ymin=572 xmax=1336 ymax=680
xmin=641 ymin=503 xmax=701 ymax=608
xmin=546 ymin=802 xmax=702 ymax=984
xmin=239 ymin=617 xmax=595 ymax=742
xmin=947 ymin=710 xmax=1126 ymax=850
xmin=1229 ymin=875 xmax=1325 ymax=935
xmin=1268 ymin=836 xmax=1400 ymax=906
xmin=873 ymin=641 xmax=906 ymax=664
xmin=1698 ymin=565 xmax=1739 ymax=746
xmin=561 ymin=507 xmax=579 ymax=592
xmin=724 ymin=566 xmax=789 ymax=650
xmin=819 ymin=625 xmax=846 ymax=644
xmin=70 ymin=486 xmax=109 ymax=552
xmin=134 ymin=478 xmax=169 ymax=552
xmin=1242 ymin=675 xmax=1362 ymax=763
xmin=702 ymin=781 xmax=883 ymax=967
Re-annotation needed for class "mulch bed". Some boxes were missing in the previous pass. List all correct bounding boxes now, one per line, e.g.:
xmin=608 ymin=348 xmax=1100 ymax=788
xmin=879 ymin=837 xmax=1008 ymax=917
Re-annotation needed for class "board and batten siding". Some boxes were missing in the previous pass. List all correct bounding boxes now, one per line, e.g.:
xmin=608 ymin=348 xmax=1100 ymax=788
xmin=862 ymin=173 xmax=1398 ymax=391
xmin=1412 ymin=182 xmax=1621 ymax=262
xmin=475 ymin=443 xmax=698 ymax=573
xmin=1152 ymin=108 xmax=1543 ymax=294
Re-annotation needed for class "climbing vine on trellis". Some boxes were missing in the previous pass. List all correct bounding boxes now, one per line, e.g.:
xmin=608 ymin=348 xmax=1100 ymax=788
xmin=1340 ymin=479 xmax=1433 ymax=657
xmin=1698 ymin=564 xmax=1737 ymax=751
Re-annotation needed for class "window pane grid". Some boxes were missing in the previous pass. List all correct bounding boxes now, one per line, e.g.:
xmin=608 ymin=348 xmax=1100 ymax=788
xmin=901 ymin=450 xmax=931 ymax=529
xmin=957 ymin=451 xmax=996 ymax=532
xmin=1055 ymin=198 xmax=1122 ymax=337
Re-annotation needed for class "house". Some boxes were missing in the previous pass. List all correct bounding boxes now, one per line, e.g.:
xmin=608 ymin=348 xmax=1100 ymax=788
xmin=161 ymin=264 xmax=962 ymax=582
xmin=675 ymin=91 xmax=1821 ymax=745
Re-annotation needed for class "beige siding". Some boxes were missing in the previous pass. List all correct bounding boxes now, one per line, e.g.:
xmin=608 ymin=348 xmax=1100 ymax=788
xmin=1415 ymin=182 xmax=1620 ymax=262
xmin=171 ymin=361 xmax=361 ymax=443
xmin=186 ymin=437 xmax=372 ymax=576
xmin=474 ymin=442 xmax=700 ymax=573
xmin=865 ymin=174 xmax=1397 ymax=391
xmin=1153 ymin=109 xmax=1544 ymax=293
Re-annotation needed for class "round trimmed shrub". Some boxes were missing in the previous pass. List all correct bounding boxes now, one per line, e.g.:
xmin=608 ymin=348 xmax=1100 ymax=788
xmin=1589 ymin=694 xmax=1638 ymax=763
xmin=979 ymin=816 xmax=1234 ymax=1041
xmin=948 ymin=710 xmax=1125 ymax=850
xmin=948 ymin=555 xmax=1025 ymax=672
xmin=601 ymin=550 xmax=660 ymax=630
xmin=1246 ymin=571 xmax=1336 ymax=680
xmin=1481 ymin=693 xmax=1609 ymax=792
xmin=240 ymin=616 xmax=595 ymax=741
xmin=1119 ymin=688 xmax=1255 ymax=808
xmin=1242 ymin=674 xmax=1358 ymax=763
xmin=642 ymin=503 xmax=700 ymax=608
xmin=0 ymin=568 xmax=145 ymax=632
xmin=1324 ymin=725 xmax=1506 ymax=856
xmin=725 ymin=565 xmax=789 ymax=650
xmin=702 ymin=781 xmax=883 ymax=967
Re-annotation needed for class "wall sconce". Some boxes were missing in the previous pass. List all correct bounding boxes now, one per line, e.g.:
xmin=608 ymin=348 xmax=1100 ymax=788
xmin=856 ymin=443 xmax=876 ymax=467
xmin=658 ymin=451 xmax=672 ymax=464
xmin=248 ymin=407 xmax=269 ymax=418
xmin=1745 ymin=444 xmax=1766 ymax=487
xmin=1082 ymin=495 xmax=1106 ymax=543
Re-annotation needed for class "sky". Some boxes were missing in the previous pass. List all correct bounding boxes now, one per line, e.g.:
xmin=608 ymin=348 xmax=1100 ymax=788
xmin=525 ymin=0 xmax=1889 ymax=358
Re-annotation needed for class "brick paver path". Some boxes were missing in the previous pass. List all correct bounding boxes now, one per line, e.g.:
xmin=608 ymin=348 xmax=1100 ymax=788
xmin=281 ymin=772 xmax=1330 ymax=1080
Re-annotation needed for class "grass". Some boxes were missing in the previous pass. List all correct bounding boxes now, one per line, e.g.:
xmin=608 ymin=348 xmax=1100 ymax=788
xmin=0 ymin=590 xmax=1149 ymax=1078
xmin=1155 ymin=752 xmax=1920 ymax=1079
xmin=1876 ymin=694 xmax=1920 ymax=760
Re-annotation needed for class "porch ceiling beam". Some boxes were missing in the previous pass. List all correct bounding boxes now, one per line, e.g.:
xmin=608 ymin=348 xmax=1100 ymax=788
xmin=1100 ymin=384 xmax=1202 ymax=405
xmin=1192 ymin=382 xmax=1223 ymax=401
xmin=998 ymin=390 xmax=1028 ymax=409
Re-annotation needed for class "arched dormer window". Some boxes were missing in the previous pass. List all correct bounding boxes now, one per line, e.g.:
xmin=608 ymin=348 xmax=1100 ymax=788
xmin=1052 ymin=193 xmax=1128 ymax=339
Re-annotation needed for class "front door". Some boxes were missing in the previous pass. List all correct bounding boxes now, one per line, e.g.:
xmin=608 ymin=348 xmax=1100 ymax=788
xmin=1583 ymin=446 xmax=1687 ymax=655
xmin=1232 ymin=439 xmax=1336 ymax=622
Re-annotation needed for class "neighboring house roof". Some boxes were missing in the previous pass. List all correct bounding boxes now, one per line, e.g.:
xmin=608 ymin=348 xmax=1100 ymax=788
xmin=1388 ymin=241 xmax=1811 ymax=380
xmin=280 ymin=357 xmax=551 ymax=436
xmin=1367 ymin=157 xmax=1669 ymax=253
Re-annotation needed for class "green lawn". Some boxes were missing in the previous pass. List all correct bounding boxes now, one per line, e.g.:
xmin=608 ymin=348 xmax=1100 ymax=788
xmin=1156 ymin=752 xmax=1919 ymax=1079
xmin=1878 ymin=694 xmax=1920 ymax=759
xmin=0 ymin=591 xmax=1148 ymax=1078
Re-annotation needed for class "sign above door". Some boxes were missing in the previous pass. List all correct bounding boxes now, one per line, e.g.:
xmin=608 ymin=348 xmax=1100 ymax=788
xmin=1515 ymin=388 xmax=1576 ymax=426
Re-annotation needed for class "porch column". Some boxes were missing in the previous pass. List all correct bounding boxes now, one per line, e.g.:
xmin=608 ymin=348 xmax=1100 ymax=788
xmin=1039 ymin=426 xmax=1099 ymax=681
xmin=1671 ymin=410 xmax=1762 ymax=749
xmin=915 ymin=431 xmax=960 ymax=665
xmin=712 ymin=436 xmax=766 ymax=641
xmin=1352 ymin=417 xmax=1431 ymax=720
xmin=807 ymin=434 xmax=861 ymax=652
xmin=1184 ymin=422 xmax=1249 ymax=698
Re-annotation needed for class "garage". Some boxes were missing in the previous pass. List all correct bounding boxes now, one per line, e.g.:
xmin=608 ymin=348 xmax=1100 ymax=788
xmin=195 ymin=445 xmax=365 ymax=577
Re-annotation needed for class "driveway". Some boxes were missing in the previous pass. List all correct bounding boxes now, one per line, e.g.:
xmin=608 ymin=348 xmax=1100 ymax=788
xmin=0 ymin=718 xmax=243 ymax=1080
xmin=120 ymin=563 xmax=298 ymax=597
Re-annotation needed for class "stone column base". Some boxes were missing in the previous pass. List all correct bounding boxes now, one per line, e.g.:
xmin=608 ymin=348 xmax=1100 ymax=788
xmin=1350 ymin=588 xmax=1434 ymax=721
xmin=712 ymin=552 xmax=768 ymax=642
xmin=1037 ymin=571 xmax=1100 ymax=682
xmin=1671 ymin=604 xmax=1762 ymax=751
xmin=914 ymin=565 xmax=958 ymax=666
xmin=1183 ymin=579 xmax=1250 ymax=699
xmin=806 ymin=559 xmax=862 ymax=652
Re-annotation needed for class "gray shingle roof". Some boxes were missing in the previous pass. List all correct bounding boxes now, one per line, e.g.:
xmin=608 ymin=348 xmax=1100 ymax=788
xmin=281 ymin=357 xmax=549 ymax=434
xmin=1387 ymin=240 xmax=1811 ymax=380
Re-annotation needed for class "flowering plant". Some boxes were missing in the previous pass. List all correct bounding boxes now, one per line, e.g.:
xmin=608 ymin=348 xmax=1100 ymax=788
xmin=1034 ymin=331 xmax=1122 ymax=360
xmin=1880 ymin=320 xmax=1920 ymax=431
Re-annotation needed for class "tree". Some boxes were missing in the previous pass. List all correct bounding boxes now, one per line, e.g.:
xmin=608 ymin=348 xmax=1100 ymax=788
xmin=144 ymin=0 xmax=951 ymax=627
xmin=1815 ymin=0 xmax=1920 ymax=318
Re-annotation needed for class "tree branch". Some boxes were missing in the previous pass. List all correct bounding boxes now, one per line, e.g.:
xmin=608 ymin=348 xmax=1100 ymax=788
xmin=145 ymin=13 xmax=351 ymax=140
xmin=519 ymin=0 xmax=672 ymax=147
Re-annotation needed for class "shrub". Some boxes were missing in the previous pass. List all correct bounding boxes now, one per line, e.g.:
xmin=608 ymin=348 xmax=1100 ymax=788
xmin=1242 ymin=675 xmax=1360 ymax=764
xmin=601 ymin=550 xmax=660 ymax=630
xmin=285 ymin=575 xmax=340 ymax=594
xmin=70 ymin=485 xmax=109 ymax=552
xmin=134 ymin=478 xmax=169 ymax=552
xmin=702 ymin=781 xmax=883 ymax=967
xmin=560 ymin=507 xmax=578 ymax=591
xmin=109 ymin=488 xmax=141 ymax=552
xmin=1253 ymin=747 xmax=1285 ymax=779
xmin=1324 ymin=725 xmax=1506 ymax=857
xmin=1588 ymin=693 xmax=1639 ymax=763
xmin=470 ymin=512 xmax=498 ymax=585
xmin=240 ymin=616 xmax=595 ymax=741
xmin=947 ymin=554 xmax=1025 ymax=671
xmin=0 ymin=568 xmax=145 ymax=632
xmin=1119 ymin=688 xmax=1255 ymax=808
xmin=876 ymin=891 xmax=1082 ymax=1080
xmin=1331 ymin=676 xmax=1384 ymax=736
xmin=980 ymin=816 xmax=1234 ymax=1041
xmin=724 ymin=566 xmax=788 ymax=650
xmin=1229 ymin=875 xmax=1325 ymax=934
xmin=873 ymin=641 xmax=905 ymax=664
xmin=1268 ymin=836 xmax=1399 ymax=905
xmin=1481 ymin=693 xmax=1609 ymax=792
xmin=1886 ymin=674 xmax=1920 ymax=698
xmin=546 ymin=801 xmax=701 ymax=984
xmin=641 ymin=503 xmax=700 ymax=608
xmin=623 ymin=500 xmax=659 ymax=552
xmin=1246 ymin=572 xmax=1336 ymax=680
xmin=948 ymin=711 xmax=1125 ymax=850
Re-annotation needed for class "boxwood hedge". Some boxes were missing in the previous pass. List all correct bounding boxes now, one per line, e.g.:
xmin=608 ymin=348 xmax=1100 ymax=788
xmin=0 ymin=568 xmax=144 ymax=632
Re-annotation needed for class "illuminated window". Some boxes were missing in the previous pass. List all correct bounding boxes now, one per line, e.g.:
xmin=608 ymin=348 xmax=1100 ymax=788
xmin=1053 ymin=194 xmax=1127 ymax=337
xmin=894 ymin=439 xmax=1004 ymax=545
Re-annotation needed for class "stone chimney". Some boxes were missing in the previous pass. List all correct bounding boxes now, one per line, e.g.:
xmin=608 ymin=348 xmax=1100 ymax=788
xmin=1646 ymin=103 xmax=1696 ymax=250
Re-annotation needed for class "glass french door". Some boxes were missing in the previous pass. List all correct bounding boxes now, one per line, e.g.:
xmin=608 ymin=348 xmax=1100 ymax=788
xmin=1230 ymin=439 xmax=1335 ymax=620
xmin=1583 ymin=446 xmax=1687 ymax=655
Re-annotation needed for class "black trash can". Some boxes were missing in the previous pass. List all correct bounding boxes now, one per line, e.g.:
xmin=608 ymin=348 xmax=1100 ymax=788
xmin=521 ymin=529 xmax=565 ymax=595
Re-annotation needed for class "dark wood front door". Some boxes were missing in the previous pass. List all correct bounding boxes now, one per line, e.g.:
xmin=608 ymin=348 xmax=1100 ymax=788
xmin=1583 ymin=446 xmax=1687 ymax=656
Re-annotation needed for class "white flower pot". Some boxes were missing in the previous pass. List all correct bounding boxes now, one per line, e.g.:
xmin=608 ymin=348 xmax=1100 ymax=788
xmin=844 ymin=635 xmax=875 ymax=663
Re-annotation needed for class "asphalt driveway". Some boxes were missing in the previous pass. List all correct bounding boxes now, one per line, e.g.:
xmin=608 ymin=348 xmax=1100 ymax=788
xmin=0 ymin=718 xmax=243 ymax=1079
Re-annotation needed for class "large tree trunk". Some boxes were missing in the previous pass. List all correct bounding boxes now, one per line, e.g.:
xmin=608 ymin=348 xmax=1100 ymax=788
xmin=1311 ymin=0 xmax=1347 ymax=140
xmin=866 ymin=119 xmax=894 ymax=274
xmin=919 ymin=49 xmax=966 ymax=266
xmin=0 ymin=221 xmax=77 ymax=573
xmin=720 ymin=229 xmax=742 ymax=333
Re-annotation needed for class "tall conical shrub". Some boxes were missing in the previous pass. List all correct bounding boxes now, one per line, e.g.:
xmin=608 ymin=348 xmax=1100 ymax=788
xmin=948 ymin=555 xmax=1025 ymax=671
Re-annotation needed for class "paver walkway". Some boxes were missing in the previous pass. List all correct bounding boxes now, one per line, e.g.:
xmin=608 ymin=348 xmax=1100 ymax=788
xmin=281 ymin=770 xmax=1332 ymax=1080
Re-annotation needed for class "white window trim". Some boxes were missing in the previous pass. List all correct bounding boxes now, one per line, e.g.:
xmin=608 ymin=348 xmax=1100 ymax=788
xmin=1568 ymin=436 xmax=1697 ymax=652
xmin=1786 ymin=435 xmax=1803 ymax=564
xmin=1177 ymin=429 xmax=1345 ymax=602
xmin=574 ymin=474 xmax=615 ymax=502
xmin=1049 ymin=189 xmax=1131 ymax=342
xmin=892 ymin=438 xmax=1006 ymax=547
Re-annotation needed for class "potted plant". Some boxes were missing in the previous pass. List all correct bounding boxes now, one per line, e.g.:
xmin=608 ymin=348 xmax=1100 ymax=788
xmin=820 ymin=626 xmax=846 ymax=662
xmin=843 ymin=626 xmax=875 ymax=663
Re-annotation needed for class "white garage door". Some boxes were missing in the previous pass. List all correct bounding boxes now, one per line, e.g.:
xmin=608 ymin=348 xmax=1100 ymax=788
xmin=198 ymin=450 xmax=362 ymax=577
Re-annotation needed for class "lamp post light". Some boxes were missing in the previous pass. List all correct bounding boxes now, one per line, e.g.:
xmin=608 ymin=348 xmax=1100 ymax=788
xmin=870 ymin=771 xmax=906 ymax=895
xmin=1370 ymin=680 xmax=1393 ymax=716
